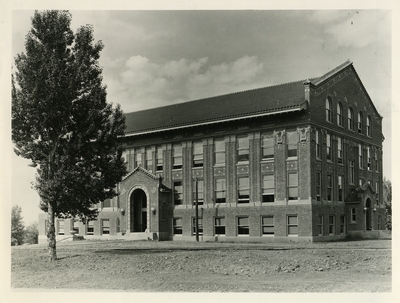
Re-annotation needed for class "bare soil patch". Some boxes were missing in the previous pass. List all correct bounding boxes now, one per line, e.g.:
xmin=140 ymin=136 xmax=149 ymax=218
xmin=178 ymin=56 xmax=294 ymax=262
xmin=11 ymin=239 xmax=391 ymax=292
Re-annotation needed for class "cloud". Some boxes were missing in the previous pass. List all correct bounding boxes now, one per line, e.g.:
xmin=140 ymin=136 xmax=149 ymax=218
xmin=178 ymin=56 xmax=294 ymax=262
xmin=105 ymin=55 xmax=267 ymax=112
xmin=310 ymin=10 xmax=391 ymax=49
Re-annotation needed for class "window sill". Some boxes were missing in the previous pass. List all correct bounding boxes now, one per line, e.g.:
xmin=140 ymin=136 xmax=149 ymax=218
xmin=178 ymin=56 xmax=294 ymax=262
xmin=236 ymin=161 xmax=249 ymax=165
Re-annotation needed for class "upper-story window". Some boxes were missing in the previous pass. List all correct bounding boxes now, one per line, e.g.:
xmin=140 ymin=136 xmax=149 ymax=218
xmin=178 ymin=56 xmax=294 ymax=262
xmin=357 ymin=112 xmax=364 ymax=134
xmin=156 ymin=146 xmax=163 ymax=171
xmin=193 ymin=141 xmax=203 ymax=168
xmin=286 ymin=130 xmax=298 ymax=158
xmin=237 ymin=135 xmax=249 ymax=162
xmin=262 ymin=134 xmax=274 ymax=160
xmin=367 ymin=147 xmax=372 ymax=171
xmin=367 ymin=115 xmax=372 ymax=137
xmin=326 ymin=97 xmax=332 ymax=122
xmin=316 ymin=129 xmax=321 ymax=159
xmin=337 ymin=136 xmax=343 ymax=164
xmin=173 ymin=144 xmax=182 ymax=170
xmin=193 ymin=179 xmax=204 ymax=205
xmin=337 ymin=102 xmax=343 ymax=126
xmin=238 ymin=176 xmax=250 ymax=203
xmin=214 ymin=138 xmax=225 ymax=165
xmin=135 ymin=150 xmax=142 ymax=167
xmin=349 ymin=160 xmax=355 ymax=184
xmin=173 ymin=181 xmax=183 ymax=205
xmin=288 ymin=172 xmax=298 ymax=200
xmin=262 ymin=174 xmax=275 ymax=202
xmin=145 ymin=148 xmax=153 ymax=172
xmin=215 ymin=178 xmax=226 ymax=203
xmin=358 ymin=144 xmax=363 ymax=169
xmin=338 ymin=175 xmax=344 ymax=202
xmin=326 ymin=132 xmax=332 ymax=161
xmin=348 ymin=107 xmax=354 ymax=131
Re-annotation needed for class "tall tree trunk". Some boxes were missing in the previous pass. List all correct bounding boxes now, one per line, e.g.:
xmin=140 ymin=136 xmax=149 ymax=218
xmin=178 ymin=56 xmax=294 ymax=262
xmin=47 ymin=205 xmax=57 ymax=261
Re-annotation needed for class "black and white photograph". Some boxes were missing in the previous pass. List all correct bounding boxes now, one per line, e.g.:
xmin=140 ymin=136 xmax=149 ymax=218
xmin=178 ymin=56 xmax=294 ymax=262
xmin=2 ymin=1 xmax=397 ymax=301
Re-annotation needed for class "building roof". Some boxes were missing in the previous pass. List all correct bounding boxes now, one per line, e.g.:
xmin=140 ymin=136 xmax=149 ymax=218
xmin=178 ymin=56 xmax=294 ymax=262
xmin=123 ymin=60 xmax=357 ymax=136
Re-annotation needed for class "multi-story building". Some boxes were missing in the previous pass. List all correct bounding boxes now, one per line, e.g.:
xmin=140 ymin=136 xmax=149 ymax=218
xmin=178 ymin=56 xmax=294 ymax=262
xmin=38 ymin=60 xmax=386 ymax=243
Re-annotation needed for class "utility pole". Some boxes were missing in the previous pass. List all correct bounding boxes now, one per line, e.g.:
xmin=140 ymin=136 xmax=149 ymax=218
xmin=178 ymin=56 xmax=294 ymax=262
xmin=195 ymin=177 xmax=199 ymax=242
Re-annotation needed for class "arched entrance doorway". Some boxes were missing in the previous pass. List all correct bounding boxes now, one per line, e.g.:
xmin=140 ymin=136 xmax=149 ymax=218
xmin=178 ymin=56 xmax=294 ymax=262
xmin=130 ymin=189 xmax=147 ymax=232
xmin=365 ymin=198 xmax=372 ymax=230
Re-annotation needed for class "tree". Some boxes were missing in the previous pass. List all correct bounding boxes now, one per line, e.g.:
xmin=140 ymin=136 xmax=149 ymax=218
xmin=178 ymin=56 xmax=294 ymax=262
xmin=11 ymin=205 xmax=25 ymax=246
xmin=12 ymin=10 xmax=127 ymax=261
xmin=383 ymin=177 xmax=392 ymax=230
xmin=24 ymin=222 xmax=39 ymax=244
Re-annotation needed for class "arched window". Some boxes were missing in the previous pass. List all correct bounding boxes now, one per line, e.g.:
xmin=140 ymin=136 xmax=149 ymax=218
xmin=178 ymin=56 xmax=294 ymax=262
xmin=337 ymin=102 xmax=343 ymax=126
xmin=326 ymin=97 xmax=332 ymax=122
xmin=358 ymin=112 xmax=363 ymax=134
xmin=367 ymin=115 xmax=372 ymax=137
xmin=348 ymin=107 xmax=354 ymax=131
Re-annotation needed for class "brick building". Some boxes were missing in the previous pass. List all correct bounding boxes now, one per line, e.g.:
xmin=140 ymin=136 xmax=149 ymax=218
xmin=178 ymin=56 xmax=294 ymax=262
xmin=38 ymin=60 xmax=386 ymax=243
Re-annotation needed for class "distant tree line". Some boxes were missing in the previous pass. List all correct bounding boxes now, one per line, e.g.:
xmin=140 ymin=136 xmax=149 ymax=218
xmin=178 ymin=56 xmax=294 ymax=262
xmin=11 ymin=205 xmax=39 ymax=246
xmin=383 ymin=177 xmax=391 ymax=231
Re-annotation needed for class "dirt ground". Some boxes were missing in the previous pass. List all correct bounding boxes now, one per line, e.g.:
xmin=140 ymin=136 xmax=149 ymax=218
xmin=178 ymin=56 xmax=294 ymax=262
xmin=11 ymin=239 xmax=391 ymax=292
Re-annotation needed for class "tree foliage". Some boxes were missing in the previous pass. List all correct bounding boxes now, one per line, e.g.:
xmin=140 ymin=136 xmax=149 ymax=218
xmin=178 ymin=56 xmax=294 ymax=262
xmin=24 ymin=222 xmax=39 ymax=244
xmin=11 ymin=205 xmax=25 ymax=246
xmin=12 ymin=10 xmax=127 ymax=260
xmin=383 ymin=177 xmax=392 ymax=230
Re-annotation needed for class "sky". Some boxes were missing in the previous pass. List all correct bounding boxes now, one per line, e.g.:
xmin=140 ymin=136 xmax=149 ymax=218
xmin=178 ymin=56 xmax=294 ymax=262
xmin=7 ymin=8 xmax=393 ymax=226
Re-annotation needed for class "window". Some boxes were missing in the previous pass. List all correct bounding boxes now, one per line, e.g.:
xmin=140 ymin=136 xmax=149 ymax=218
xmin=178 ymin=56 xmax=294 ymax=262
xmin=288 ymin=172 xmax=298 ymax=200
xmin=156 ymin=146 xmax=163 ymax=171
xmin=367 ymin=147 xmax=371 ymax=171
xmin=58 ymin=220 xmax=65 ymax=235
xmin=237 ymin=135 xmax=249 ymax=162
xmin=193 ymin=141 xmax=203 ymax=168
xmin=349 ymin=160 xmax=355 ymax=184
xmin=375 ymin=149 xmax=378 ymax=172
xmin=316 ymin=129 xmax=321 ymax=159
xmin=87 ymin=221 xmax=94 ymax=235
xmin=337 ymin=137 xmax=343 ymax=164
xmin=135 ymin=151 xmax=142 ymax=167
xmin=193 ymin=179 xmax=204 ymax=205
xmin=326 ymin=97 xmax=332 ymax=122
xmin=214 ymin=138 xmax=225 ymax=165
xmin=116 ymin=218 xmax=120 ymax=233
xmin=328 ymin=215 xmax=335 ymax=234
xmin=340 ymin=215 xmax=346 ymax=234
xmin=287 ymin=216 xmax=298 ymax=235
xmin=318 ymin=215 xmax=323 ymax=235
xmin=173 ymin=181 xmax=183 ymax=205
xmin=173 ymin=218 xmax=183 ymax=235
xmin=348 ymin=107 xmax=354 ymax=130
xmin=173 ymin=144 xmax=182 ymax=169
xmin=262 ymin=134 xmax=274 ymax=159
xmin=358 ymin=112 xmax=363 ymax=134
xmin=103 ymin=199 xmax=111 ymax=208
xmin=351 ymin=208 xmax=356 ymax=223
xmin=192 ymin=217 xmax=203 ymax=236
xmin=338 ymin=176 xmax=344 ymax=202
xmin=238 ymin=176 xmax=250 ymax=203
xmin=378 ymin=216 xmax=382 ymax=230
xmin=145 ymin=148 xmax=153 ymax=172
xmin=359 ymin=144 xmax=363 ymax=169
xmin=237 ymin=217 xmax=249 ymax=235
xmin=316 ymin=172 xmax=321 ymax=202
xmin=101 ymin=219 xmax=110 ymax=235
xmin=214 ymin=217 xmax=225 ymax=235
xmin=261 ymin=216 xmax=274 ymax=235
xmin=326 ymin=133 xmax=332 ymax=161
xmin=286 ymin=130 xmax=298 ymax=158
xmin=327 ymin=174 xmax=333 ymax=202
xmin=72 ymin=219 xmax=79 ymax=235
xmin=337 ymin=102 xmax=343 ymax=126
xmin=367 ymin=116 xmax=372 ymax=136
xmin=215 ymin=179 xmax=226 ymax=203
xmin=262 ymin=175 xmax=275 ymax=202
